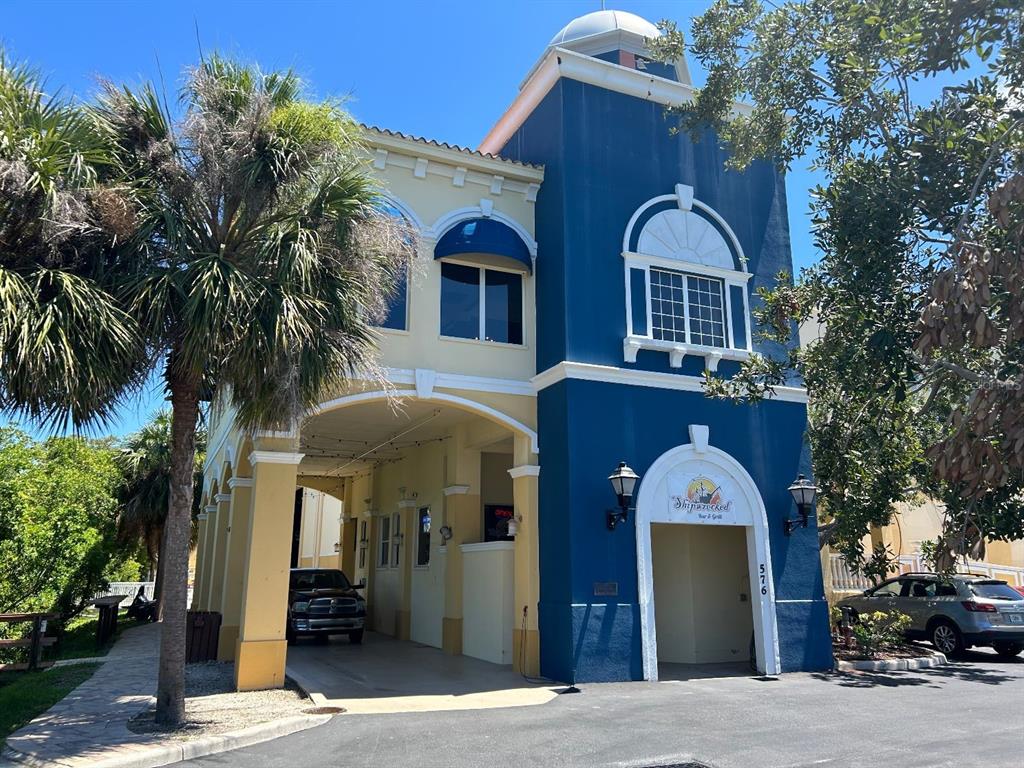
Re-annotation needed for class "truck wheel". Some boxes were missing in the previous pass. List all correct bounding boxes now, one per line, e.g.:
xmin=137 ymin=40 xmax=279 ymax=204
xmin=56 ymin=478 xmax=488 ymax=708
xmin=992 ymin=641 xmax=1023 ymax=658
xmin=931 ymin=620 xmax=964 ymax=657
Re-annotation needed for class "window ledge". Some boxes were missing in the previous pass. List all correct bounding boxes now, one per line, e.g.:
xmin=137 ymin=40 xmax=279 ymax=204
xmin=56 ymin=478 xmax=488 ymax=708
xmin=623 ymin=335 xmax=751 ymax=371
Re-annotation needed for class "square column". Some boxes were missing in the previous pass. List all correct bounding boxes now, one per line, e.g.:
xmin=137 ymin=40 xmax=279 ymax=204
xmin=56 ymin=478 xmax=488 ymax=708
xmin=192 ymin=512 xmax=211 ymax=609
xmin=217 ymin=476 xmax=254 ymax=661
xmin=234 ymin=450 xmax=303 ymax=691
xmin=509 ymin=460 xmax=540 ymax=676
xmin=196 ymin=505 xmax=218 ymax=610
xmin=207 ymin=492 xmax=232 ymax=611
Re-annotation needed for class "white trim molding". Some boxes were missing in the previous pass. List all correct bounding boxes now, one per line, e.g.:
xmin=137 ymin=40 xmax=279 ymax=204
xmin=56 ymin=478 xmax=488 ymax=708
xmin=227 ymin=476 xmax=254 ymax=489
xmin=480 ymin=47 xmax=753 ymax=156
xmin=379 ymin=367 xmax=535 ymax=397
xmin=249 ymin=451 xmax=305 ymax=466
xmin=312 ymin=390 xmax=540 ymax=454
xmin=204 ymin=505 xmax=217 ymax=515
xmin=634 ymin=426 xmax=782 ymax=678
xmin=443 ymin=484 xmax=471 ymax=496
xmin=198 ymin=512 xmax=210 ymax=521
xmin=508 ymin=465 xmax=541 ymax=479
xmin=532 ymin=361 xmax=808 ymax=404
xmin=214 ymin=493 xmax=231 ymax=504
xmin=429 ymin=206 xmax=538 ymax=258
xmin=460 ymin=541 xmax=515 ymax=553
xmin=622 ymin=336 xmax=750 ymax=371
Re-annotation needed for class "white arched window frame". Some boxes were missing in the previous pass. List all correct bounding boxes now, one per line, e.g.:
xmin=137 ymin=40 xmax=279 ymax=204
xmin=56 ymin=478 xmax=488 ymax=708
xmin=622 ymin=184 xmax=753 ymax=371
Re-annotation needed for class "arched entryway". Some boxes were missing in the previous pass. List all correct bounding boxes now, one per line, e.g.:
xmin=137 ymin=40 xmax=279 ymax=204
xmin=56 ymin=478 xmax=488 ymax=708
xmin=635 ymin=424 xmax=781 ymax=678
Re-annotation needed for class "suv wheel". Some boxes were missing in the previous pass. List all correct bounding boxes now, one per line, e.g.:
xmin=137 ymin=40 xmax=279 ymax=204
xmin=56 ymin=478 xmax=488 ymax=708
xmin=992 ymin=641 xmax=1023 ymax=658
xmin=931 ymin=620 xmax=964 ymax=656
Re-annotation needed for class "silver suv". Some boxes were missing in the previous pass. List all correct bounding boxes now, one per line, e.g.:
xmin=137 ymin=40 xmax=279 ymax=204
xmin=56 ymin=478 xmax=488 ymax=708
xmin=836 ymin=573 xmax=1024 ymax=658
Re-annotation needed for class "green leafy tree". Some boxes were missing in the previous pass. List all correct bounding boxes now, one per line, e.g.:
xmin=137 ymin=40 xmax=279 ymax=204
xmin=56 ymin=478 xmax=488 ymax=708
xmin=0 ymin=428 xmax=124 ymax=626
xmin=118 ymin=410 xmax=206 ymax=614
xmin=648 ymin=1 xmax=1024 ymax=572
xmin=0 ymin=55 xmax=414 ymax=724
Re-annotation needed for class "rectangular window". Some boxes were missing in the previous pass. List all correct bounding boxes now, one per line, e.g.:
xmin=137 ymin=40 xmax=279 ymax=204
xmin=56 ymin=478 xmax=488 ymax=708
xmin=357 ymin=520 xmax=367 ymax=569
xmin=440 ymin=261 xmax=524 ymax=345
xmin=378 ymin=516 xmax=390 ymax=568
xmin=440 ymin=262 xmax=480 ymax=339
xmin=379 ymin=268 xmax=408 ymax=330
xmin=484 ymin=269 xmax=523 ymax=344
xmin=391 ymin=512 xmax=402 ymax=567
xmin=649 ymin=268 xmax=726 ymax=348
xmin=416 ymin=506 xmax=431 ymax=566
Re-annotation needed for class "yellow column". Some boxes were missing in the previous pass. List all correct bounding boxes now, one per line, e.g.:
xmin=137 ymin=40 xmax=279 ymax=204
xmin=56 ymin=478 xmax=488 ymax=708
xmin=208 ymin=492 xmax=231 ymax=611
xmin=441 ymin=432 xmax=481 ymax=656
xmin=510 ymin=433 xmax=540 ymax=675
xmin=217 ymin=476 xmax=253 ymax=660
xmin=197 ymin=505 xmax=218 ymax=610
xmin=509 ymin=458 xmax=540 ymax=676
xmin=234 ymin=450 xmax=302 ymax=691
xmin=191 ymin=512 xmax=210 ymax=610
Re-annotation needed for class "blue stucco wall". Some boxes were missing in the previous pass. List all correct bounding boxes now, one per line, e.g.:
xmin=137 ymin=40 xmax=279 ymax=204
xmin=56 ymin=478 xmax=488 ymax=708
xmin=501 ymin=72 xmax=831 ymax=681
xmin=500 ymin=78 xmax=797 ymax=377
xmin=537 ymin=378 xmax=832 ymax=681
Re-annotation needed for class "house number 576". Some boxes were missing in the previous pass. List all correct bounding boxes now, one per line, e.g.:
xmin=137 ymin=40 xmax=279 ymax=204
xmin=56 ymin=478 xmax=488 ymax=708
xmin=759 ymin=563 xmax=767 ymax=595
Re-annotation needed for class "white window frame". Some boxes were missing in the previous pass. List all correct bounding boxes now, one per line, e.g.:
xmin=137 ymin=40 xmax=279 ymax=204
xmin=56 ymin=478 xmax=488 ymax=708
xmin=438 ymin=258 xmax=527 ymax=347
xmin=378 ymin=515 xmax=391 ymax=568
xmin=390 ymin=511 xmax=402 ymax=568
xmin=623 ymin=252 xmax=752 ymax=371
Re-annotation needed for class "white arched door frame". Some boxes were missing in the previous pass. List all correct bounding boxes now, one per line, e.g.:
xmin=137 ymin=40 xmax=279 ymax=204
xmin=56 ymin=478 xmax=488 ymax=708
xmin=635 ymin=424 xmax=781 ymax=678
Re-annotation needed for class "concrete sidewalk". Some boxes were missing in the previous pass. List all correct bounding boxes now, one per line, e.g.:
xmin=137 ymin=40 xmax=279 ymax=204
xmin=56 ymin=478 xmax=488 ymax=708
xmin=5 ymin=623 xmax=162 ymax=766
xmin=3 ymin=624 xmax=326 ymax=768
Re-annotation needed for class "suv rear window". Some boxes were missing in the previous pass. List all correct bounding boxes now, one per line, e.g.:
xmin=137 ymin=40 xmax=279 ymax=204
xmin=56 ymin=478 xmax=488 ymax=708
xmin=290 ymin=570 xmax=351 ymax=590
xmin=968 ymin=581 xmax=1023 ymax=601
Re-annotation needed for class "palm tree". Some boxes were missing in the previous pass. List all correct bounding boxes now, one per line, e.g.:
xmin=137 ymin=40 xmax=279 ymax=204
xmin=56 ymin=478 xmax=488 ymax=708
xmin=1 ymin=55 xmax=413 ymax=725
xmin=0 ymin=55 xmax=144 ymax=429
xmin=118 ymin=410 xmax=206 ymax=615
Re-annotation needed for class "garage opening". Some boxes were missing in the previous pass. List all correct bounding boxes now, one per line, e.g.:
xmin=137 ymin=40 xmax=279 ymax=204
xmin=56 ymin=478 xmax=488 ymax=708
xmin=651 ymin=522 xmax=754 ymax=678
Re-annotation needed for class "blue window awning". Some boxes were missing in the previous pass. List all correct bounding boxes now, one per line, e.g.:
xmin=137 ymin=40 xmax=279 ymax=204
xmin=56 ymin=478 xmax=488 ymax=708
xmin=434 ymin=218 xmax=532 ymax=272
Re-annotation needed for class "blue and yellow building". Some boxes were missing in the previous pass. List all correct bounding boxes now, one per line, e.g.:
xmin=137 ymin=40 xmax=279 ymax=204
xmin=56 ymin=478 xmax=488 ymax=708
xmin=196 ymin=9 xmax=833 ymax=691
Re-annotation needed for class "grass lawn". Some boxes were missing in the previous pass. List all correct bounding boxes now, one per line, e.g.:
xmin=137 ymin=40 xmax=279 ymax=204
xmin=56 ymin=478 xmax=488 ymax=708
xmin=49 ymin=609 xmax=131 ymax=661
xmin=0 ymin=663 xmax=100 ymax=741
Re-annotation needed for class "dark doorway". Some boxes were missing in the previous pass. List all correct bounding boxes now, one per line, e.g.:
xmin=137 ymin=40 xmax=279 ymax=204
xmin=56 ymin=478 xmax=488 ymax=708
xmin=290 ymin=488 xmax=303 ymax=568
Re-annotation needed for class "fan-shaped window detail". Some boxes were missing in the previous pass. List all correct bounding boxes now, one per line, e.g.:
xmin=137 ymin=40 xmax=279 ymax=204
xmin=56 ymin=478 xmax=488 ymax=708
xmin=377 ymin=197 xmax=417 ymax=332
xmin=637 ymin=209 xmax=734 ymax=270
xmin=622 ymin=185 xmax=752 ymax=370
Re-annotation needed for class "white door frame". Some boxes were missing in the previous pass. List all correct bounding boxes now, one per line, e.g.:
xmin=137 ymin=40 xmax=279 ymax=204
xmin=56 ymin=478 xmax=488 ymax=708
xmin=635 ymin=425 xmax=781 ymax=679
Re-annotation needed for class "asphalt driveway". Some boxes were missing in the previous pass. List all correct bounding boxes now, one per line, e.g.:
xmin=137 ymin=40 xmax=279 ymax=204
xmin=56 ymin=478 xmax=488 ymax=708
xmin=183 ymin=648 xmax=1024 ymax=768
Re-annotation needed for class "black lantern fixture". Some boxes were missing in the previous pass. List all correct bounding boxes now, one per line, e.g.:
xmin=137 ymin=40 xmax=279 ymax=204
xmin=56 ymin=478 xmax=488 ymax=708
xmin=784 ymin=473 xmax=818 ymax=534
xmin=607 ymin=461 xmax=640 ymax=530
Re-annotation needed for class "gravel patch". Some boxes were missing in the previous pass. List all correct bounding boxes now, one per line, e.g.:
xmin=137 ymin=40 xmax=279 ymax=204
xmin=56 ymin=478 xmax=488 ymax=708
xmin=128 ymin=662 xmax=312 ymax=740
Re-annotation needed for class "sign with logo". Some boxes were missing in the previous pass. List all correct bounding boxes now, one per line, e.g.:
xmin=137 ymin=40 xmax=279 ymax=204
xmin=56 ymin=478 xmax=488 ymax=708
xmin=668 ymin=474 xmax=737 ymax=524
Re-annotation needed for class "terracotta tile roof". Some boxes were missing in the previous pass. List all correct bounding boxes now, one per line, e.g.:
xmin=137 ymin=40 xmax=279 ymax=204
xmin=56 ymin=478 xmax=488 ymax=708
xmin=361 ymin=124 xmax=543 ymax=171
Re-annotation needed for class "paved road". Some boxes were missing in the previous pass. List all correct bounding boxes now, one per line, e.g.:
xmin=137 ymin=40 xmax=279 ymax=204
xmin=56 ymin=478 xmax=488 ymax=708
xmin=183 ymin=649 xmax=1024 ymax=768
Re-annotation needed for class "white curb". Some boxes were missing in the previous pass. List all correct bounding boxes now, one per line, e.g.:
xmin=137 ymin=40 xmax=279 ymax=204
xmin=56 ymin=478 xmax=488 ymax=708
xmin=835 ymin=652 xmax=948 ymax=672
xmin=2 ymin=713 xmax=331 ymax=768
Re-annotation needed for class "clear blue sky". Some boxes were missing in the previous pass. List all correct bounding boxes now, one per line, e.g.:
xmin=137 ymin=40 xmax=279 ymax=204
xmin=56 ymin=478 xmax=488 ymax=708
xmin=5 ymin=0 xmax=825 ymax=437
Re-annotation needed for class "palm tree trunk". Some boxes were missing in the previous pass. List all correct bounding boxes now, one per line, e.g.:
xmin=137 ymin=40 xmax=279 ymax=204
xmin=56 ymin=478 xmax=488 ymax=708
xmin=153 ymin=525 xmax=166 ymax=621
xmin=154 ymin=377 xmax=200 ymax=726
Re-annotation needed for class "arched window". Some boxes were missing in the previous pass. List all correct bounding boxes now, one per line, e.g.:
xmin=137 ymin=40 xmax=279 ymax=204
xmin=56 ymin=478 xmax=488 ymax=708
xmin=376 ymin=197 xmax=418 ymax=332
xmin=434 ymin=216 xmax=531 ymax=346
xmin=621 ymin=185 xmax=752 ymax=370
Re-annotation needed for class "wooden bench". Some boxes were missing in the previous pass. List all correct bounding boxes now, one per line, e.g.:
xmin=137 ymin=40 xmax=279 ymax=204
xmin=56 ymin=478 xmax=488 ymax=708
xmin=0 ymin=613 xmax=58 ymax=671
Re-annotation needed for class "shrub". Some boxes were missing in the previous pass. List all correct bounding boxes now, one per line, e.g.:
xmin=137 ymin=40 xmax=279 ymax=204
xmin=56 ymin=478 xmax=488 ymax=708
xmin=851 ymin=610 xmax=912 ymax=657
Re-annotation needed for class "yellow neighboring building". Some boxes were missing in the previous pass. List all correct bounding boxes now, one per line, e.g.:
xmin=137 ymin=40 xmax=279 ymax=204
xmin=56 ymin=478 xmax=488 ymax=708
xmin=194 ymin=125 xmax=545 ymax=690
xmin=798 ymin=321 xmax=1024 ymax=599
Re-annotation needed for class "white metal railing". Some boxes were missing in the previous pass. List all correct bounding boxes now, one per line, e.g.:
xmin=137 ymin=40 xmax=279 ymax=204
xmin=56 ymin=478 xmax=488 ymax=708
xmin=99 ymin=581 xmax=155 ymax=601
xmin=95 ymin=582 xmax=195 ymax=607
xmin=829 ymin=553 xmax=1024 ymax=593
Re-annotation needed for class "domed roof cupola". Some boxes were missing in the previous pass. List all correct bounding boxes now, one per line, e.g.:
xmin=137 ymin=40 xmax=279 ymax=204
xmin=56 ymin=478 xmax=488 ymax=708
xmin=542 ymin=9 xmax=691 ymax=85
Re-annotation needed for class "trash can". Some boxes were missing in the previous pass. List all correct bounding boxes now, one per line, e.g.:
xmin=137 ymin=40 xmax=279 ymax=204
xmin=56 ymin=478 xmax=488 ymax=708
xmin=185 ymin=610 xmax=222 ymax=663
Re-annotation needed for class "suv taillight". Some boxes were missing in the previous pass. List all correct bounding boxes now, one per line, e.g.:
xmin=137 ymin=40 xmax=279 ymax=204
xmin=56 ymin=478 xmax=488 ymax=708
xmin=961 ymin=600 xmax=997 ymax=613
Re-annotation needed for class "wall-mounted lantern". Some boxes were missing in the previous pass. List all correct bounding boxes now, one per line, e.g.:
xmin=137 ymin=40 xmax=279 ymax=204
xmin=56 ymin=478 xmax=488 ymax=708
xmin=784 ymin=474 xmax=818 ymax=534
xmin=607 ymin=461 xmax=639 ymax=530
